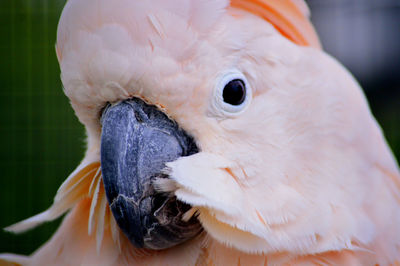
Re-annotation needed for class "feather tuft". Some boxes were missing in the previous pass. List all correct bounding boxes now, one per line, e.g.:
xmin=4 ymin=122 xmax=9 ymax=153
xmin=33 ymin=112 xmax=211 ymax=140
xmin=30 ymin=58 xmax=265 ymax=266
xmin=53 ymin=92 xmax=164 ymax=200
xmin=88 ymin=173 xmax=102 ymax=235
xmin=5 ymin=162 xmax=100 ymax=233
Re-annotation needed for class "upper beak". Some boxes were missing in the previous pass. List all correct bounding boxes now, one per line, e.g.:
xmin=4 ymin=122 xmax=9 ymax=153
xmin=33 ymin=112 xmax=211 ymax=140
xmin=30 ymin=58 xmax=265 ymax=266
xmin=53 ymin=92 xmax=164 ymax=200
xmin=100 ymin=98 xmax=201 ymax=250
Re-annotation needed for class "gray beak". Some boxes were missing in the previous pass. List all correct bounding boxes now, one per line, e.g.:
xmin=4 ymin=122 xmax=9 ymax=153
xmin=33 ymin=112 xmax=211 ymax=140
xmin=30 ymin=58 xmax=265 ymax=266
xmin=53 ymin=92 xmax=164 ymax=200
xmin=100 ymin=98 xmax=201 ymax=250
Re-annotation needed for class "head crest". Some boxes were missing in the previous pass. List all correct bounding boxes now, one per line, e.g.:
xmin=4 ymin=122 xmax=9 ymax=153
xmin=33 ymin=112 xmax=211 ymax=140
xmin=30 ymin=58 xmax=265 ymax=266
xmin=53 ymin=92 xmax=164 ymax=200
xmin=231 ymin=0 xmax=321 ymax=49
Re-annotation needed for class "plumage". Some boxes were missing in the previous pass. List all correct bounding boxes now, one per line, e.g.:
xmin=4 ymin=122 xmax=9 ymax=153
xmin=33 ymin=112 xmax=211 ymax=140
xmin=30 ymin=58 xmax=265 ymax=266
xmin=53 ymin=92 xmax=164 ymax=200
xmin=1 ymin=0 xmax=400 ymax=265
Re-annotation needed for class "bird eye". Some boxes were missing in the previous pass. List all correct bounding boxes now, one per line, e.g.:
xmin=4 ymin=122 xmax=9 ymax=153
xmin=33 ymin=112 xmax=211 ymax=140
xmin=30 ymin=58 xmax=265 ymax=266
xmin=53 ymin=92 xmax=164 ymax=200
xmin=223 ymin=79 xmax=246 ymax=106
xmin=209 ymin=69 xmax=252 ymax=118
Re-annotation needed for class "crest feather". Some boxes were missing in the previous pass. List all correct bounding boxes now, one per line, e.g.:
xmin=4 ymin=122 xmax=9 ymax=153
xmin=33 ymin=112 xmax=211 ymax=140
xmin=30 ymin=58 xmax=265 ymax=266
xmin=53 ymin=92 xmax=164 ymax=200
xmin=230 ymin=0 xmax=321 ymax=48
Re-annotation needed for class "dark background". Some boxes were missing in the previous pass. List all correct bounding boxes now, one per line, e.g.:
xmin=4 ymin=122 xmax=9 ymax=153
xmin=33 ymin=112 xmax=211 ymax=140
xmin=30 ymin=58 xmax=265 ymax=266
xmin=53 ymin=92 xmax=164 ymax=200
xmin=0 ymin=0 xmax=399 ymax=255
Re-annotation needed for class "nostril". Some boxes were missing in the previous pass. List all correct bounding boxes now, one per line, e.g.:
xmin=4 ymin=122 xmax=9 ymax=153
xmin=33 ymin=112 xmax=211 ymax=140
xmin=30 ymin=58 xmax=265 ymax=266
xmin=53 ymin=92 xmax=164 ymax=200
xmin=134 ymin=110 xmax=144 ymax=123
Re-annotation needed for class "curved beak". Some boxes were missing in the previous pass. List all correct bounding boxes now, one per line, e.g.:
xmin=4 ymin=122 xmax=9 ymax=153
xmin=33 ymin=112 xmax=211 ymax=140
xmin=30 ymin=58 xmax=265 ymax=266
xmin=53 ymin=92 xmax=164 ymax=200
xmin=100 ymin=98 xmax=201 ymax=250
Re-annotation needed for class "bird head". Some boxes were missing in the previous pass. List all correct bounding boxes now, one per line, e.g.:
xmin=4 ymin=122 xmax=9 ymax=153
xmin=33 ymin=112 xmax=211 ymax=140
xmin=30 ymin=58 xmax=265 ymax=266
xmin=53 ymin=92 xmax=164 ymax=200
xmin=47 ymin=0 xmax=399 ymax=257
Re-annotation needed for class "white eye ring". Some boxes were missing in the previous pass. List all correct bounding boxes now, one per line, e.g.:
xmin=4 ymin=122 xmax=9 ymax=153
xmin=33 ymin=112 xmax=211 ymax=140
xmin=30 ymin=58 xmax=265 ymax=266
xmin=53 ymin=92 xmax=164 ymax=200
xmin=209 ymin=69 xmax=252 ymax=118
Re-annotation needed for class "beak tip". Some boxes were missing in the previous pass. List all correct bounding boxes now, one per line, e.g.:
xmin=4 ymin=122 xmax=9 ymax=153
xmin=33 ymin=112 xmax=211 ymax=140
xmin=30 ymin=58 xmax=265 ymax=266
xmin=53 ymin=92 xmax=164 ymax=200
xmin=110 ymin=195 xmax=145 ymax=248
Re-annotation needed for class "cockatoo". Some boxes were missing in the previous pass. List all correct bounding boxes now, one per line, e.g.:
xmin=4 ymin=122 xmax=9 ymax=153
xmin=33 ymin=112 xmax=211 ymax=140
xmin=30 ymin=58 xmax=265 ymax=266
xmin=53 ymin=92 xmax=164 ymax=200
xmin=1 ymin=0 xmax=400 ymax=265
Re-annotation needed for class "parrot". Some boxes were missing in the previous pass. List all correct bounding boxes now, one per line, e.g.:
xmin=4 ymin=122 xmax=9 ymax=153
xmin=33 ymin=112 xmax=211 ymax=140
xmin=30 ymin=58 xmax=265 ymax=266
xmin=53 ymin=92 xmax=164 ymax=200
xmin=1 ymin=0 xmax=400 ymax=265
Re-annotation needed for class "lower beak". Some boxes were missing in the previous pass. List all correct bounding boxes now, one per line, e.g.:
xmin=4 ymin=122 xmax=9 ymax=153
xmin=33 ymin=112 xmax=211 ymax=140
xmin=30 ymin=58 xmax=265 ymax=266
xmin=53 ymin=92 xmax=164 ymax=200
xmin=100 ymin=98 xmax=201 ymax=250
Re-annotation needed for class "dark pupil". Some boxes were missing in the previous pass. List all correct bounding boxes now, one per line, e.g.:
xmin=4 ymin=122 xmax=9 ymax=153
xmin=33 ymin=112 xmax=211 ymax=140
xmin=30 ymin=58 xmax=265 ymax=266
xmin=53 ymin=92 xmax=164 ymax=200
xmin=222 ymin=79 xmax=246 ymax=106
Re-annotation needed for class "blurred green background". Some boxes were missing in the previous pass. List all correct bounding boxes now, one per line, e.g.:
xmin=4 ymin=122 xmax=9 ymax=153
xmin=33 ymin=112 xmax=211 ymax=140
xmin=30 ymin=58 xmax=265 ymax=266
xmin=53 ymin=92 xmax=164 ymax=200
xmin=0 ymin=0 xmax=399 ymax=256
xmin=0 ymin=0 xmax=84 ymax=255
